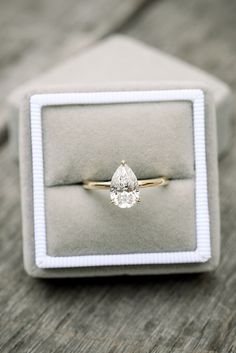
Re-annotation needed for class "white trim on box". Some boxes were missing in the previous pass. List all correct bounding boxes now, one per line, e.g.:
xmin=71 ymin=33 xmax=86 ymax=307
xmin=30 ymin=89 xmax=211 ymax=268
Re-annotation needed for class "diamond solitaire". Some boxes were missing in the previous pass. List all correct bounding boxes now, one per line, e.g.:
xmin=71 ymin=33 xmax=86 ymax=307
xmin=110 ymin=161 xmax=140 ymax=208
xmin=83 ymin=162 xmax=169 ymax=208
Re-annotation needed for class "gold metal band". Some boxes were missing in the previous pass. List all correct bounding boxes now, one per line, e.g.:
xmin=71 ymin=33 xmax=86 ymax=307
xmin=83 ymin=177 xmax=169 ymax=190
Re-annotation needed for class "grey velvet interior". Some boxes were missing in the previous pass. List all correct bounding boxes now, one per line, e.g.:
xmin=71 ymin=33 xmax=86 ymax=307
xmin=43 ymin=102 xmax=194 ymax=186
xmin=41 ymin=100 xmax=196 ymax=256
xmin=46 ymin=180 xmax=195 ymax=256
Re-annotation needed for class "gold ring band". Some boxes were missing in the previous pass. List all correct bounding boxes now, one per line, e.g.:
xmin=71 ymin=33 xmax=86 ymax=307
xmin=83 ymin=177 xmax=169 ymax=190
xmin=82 ymin=160 xmax=169 ymax=208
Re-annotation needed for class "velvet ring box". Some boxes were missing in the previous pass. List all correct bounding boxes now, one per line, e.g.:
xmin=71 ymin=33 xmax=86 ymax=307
xmin=8 ymin=36 xmax=233 ymax=160
xmin=20 ymin=82 xmax=220 ymax=277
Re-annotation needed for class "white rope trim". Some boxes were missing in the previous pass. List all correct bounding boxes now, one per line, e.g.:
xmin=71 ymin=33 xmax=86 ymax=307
xmin=30 ymin=89 xmax=211 ymax=268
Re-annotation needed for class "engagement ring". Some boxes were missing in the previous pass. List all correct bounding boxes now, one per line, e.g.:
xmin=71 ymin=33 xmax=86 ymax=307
xmin=83 ymin=161 xmax=169 ymax=209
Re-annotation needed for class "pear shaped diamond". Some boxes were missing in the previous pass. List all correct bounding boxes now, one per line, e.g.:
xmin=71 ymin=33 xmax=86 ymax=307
xmin=110 ymin=161 xmax=140 ymax=208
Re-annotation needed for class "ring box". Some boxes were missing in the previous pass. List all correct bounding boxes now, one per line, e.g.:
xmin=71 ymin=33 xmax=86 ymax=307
xmin=8 ymin=35 xmax=233 ymax=159
xmin=20 ymin=82 xmax=220 ymax=277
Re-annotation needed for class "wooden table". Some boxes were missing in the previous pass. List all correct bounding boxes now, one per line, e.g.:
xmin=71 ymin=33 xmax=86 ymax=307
xmin=0 ymin=1 xmax=235 ymax=352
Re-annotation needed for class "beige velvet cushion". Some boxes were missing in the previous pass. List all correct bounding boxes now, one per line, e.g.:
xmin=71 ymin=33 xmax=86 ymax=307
xmin=42 ymin=99 xmax=195 ymax=256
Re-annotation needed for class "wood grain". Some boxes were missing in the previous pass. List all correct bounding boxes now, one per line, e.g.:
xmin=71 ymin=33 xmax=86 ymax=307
xmin=0 ymin=0 xmax=148 ymax=143
xmin=0 ymin=0 xmax=236 ymax=352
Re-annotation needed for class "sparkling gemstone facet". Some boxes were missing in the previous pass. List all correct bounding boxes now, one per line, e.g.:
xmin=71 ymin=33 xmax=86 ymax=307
xmin=110 ymin=162 xmax=140 ymax=208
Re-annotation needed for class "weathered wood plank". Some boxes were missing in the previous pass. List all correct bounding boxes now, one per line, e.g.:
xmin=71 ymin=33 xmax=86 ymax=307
xmin=0 ymin=0 xmax=148 ymax=143
xmin=123 ymin=0 xmax=236 ymax=88
xmin=0 ymin=0 xmax=236 ymax=352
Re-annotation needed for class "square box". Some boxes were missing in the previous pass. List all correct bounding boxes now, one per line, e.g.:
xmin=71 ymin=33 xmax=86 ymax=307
xmin=20 ymin=83 xmax=220 ymax=277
